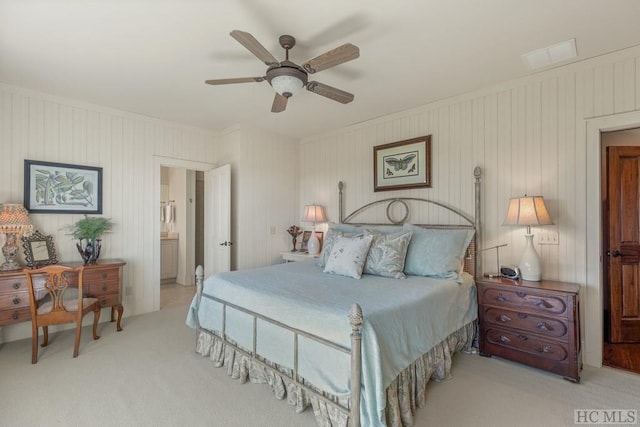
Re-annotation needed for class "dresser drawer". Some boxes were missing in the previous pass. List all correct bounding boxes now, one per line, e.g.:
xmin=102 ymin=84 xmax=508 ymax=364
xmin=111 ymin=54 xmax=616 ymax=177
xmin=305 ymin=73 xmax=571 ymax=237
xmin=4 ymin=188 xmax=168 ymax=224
xmin=0 ymin=276 xmax=28 ymax=294
xmin=484 ymin=328 xmax=569 ymax=362
xmin=483 ymin=307 xmax=568 ymax=338
xmin=96 ymin=293 xmax=120 ymax=308
xmin=0 ymin=307 xmax=31 ymax=324
xmin=86 ymin=280 xmax=119 ymax=297
xmin=83 ymin=268 xmax=120 ymax=283
xmin=0 ymin=291 xmax=30 ymax=310
xmin=481 ymin=286 xmax=568 ymax=316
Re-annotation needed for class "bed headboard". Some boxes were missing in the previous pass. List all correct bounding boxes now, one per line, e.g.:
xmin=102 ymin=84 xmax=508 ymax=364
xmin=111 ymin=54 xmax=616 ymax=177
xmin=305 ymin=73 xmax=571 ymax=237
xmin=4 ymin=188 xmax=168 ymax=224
xmin=338 ymin=166 xmax=482 ymax=278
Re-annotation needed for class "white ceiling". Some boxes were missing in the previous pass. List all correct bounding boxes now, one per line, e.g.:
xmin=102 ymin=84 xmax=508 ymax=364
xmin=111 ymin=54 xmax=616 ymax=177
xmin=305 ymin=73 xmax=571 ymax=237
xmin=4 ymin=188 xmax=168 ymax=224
xmin=2 ymin=0 xmax=640 ymax=139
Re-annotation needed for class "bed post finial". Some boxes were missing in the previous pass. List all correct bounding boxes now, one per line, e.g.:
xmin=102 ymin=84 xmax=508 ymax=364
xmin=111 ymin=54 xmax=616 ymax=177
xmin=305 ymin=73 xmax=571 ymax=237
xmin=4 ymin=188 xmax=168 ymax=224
xmin=338 ymin=181 xmax=344 ymax=223
xmin=349 ymin=303 xmax=362 ymax=427
xmin=194 ymin=265 xmax=204 ymax=331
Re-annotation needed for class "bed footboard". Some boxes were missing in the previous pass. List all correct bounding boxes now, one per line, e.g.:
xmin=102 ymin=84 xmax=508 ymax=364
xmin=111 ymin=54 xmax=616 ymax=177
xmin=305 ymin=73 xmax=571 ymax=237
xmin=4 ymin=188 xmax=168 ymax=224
xmin=193 ymin=265 xmax=363 ymax=427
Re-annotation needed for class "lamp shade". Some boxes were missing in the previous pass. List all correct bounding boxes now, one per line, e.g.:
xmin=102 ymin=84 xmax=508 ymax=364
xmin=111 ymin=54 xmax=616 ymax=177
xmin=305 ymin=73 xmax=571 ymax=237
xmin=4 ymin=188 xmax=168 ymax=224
xmin=303 ymin=205 xmax=327 ymax=224
xmin=503 ymin=196 xmax=553 ymax=227
xmin=0 ymin=204 xmax=33 ymax=233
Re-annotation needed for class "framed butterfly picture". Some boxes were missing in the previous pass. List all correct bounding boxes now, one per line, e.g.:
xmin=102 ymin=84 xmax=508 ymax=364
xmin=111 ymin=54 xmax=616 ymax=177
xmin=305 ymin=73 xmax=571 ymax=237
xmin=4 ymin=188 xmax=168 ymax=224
xmin=373 ymin=135 xmax=432 ymax=192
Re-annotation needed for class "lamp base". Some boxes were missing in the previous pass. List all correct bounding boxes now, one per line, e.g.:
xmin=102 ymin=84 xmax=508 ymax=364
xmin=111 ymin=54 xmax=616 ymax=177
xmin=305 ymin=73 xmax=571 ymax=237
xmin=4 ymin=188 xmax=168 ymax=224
xmin=519 ymin=233 xmax=542 ymax=281
xmin=307 ymin=231 xmax=321 ymax=256
xmin=1 ymin=232 xmax=21 ymax=271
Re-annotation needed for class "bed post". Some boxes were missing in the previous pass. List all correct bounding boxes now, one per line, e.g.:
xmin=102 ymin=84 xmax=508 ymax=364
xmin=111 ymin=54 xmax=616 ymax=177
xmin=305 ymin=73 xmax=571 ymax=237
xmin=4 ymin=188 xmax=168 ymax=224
xmin=474 ymin=167 xmax=482 ymax=279
xmin=349 ymin=303 xmax=363 ymax=427
xmin=195 ymin=265 xmax=204 ymax=332
xmin=339 ymin=181 xmax=345 ymax=223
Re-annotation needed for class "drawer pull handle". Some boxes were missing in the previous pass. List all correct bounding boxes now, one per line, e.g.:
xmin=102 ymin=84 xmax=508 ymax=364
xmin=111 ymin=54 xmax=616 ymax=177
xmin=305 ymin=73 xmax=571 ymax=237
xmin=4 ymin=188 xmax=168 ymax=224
xmin=12 ymin=297 xmax=20 ymax=305
xmin=536 ymin=321 xmax=553 ymax=331
xmin=518 ymin=313 xmax=528 ymax=319
xmin=100 ymin=299 xmax=107 ymax=306
xmin=12 ymin=311 xmax=19 ymax=320
xmin=13 ymin=282 xmax=21 ymax=289
xmin=498 ymin=314 xmax=511 ymax=323
xmin=102 ymin=273 xmax=108 ymax=279
xmin=535 ymin=299 xmax=553 ymax=309
xmin=497 ymin=295 xmax=507 ymax=302
xmin=516 ymin=291 xmax=526 ymax=298
xmin=538 ymin=345 xmax=553 ymax=354
xmin=102 ymin=285 xmax=108 ymax=292
xmin=517 ymin=334 xmax=528 ymax=341
xmin=499 ymin=335 xmax=510 ymax=343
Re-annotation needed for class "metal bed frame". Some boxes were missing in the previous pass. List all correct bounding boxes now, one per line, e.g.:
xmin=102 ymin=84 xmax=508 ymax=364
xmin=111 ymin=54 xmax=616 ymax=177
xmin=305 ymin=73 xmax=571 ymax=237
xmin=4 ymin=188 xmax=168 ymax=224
xmin=194 ymin=166 xmax=482 ymax=427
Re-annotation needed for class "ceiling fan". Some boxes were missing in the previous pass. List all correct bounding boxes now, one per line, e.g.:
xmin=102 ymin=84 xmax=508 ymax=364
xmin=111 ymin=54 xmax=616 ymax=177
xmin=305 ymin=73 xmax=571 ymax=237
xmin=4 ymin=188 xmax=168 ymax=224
xmin=205 ymin=30 xmax=360 ymax=113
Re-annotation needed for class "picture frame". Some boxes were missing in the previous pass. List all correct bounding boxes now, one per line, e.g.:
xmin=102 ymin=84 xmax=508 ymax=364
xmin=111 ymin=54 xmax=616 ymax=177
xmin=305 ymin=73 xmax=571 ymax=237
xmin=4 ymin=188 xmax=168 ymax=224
xmin=373 ymin=135 xmax=432 ymax=192
xmin=21 ymin=230 xmax=58 ymax=268
xmin=24 ymin=160 xmax=103 ymax=214
xmin=301 ymin=231 xmax=324 ymax=253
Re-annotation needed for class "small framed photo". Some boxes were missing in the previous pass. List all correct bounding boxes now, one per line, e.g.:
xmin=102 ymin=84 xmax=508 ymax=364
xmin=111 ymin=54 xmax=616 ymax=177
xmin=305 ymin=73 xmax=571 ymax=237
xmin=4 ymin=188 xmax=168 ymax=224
xmin=374 ymin=135 xmax=432 ymax=192
xmin=301 ymin=231 xmax=324 ymax=253
xmin=21 ymin=230 xmax=58 ymax=268
xmin=24 ymin=159 xmax=103 ymax=214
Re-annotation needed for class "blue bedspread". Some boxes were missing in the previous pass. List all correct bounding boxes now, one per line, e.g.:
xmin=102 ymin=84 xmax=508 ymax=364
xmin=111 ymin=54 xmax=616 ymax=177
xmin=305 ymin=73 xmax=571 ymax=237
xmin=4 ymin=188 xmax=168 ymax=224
xmin=186 ymin=260 xmax=477 ymax=426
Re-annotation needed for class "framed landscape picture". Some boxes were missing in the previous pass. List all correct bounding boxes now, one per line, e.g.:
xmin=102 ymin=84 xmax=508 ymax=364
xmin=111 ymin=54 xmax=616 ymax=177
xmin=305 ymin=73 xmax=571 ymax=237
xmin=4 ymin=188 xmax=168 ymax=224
xmin=373 ymin=135 xmax=432 ymax=192
xmin=24 ymin=160 xmax=103 ymax=214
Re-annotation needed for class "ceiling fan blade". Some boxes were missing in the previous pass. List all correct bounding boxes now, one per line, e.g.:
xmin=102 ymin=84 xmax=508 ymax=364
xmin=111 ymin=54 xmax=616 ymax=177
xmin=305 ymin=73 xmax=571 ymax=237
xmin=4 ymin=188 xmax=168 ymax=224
xmin=230 ymin=30 xmax=279 ymax=66
xmin=205 ymin=77 xmax=264 ymax=85
xmin=302 ymin=43 xmax=359 ymax=74
xmin=271 ymin=93 xmax=288 ymax=113
xmin=306 ymin=81 xmax=354 ymax=104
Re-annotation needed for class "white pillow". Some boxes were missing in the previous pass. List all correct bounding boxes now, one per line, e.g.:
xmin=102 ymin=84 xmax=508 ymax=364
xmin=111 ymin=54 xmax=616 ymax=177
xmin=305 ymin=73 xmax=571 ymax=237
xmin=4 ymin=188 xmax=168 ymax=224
xmin=323 ymin=234 xmax=374 ymax=279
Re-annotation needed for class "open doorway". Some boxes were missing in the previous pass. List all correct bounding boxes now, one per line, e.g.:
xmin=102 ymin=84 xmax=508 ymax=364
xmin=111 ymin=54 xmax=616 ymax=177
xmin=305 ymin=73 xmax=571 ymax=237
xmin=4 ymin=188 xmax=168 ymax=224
xmin=159 ymin=166 xmax=203 ymax=309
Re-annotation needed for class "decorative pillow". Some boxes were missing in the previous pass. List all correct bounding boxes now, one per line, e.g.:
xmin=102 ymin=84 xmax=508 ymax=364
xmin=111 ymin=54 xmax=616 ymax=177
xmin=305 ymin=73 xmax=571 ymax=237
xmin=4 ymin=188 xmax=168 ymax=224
xmin=363 ymin=230 xmax=413 ymax=278
xmin=402 ymin=224 xmax=475 ymax=279
xmin=323 ymin=234 xmax=374 ymax=279
xmin=317 ymin=228 xmax=362 ymax=268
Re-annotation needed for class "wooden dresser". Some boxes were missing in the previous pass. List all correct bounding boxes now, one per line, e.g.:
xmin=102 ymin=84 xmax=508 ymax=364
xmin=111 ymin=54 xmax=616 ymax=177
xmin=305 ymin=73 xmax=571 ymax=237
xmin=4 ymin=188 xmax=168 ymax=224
xmin=477 ymin=277 xmax=581 ymax=382
xmin=0 ymin=259 xmax=126 ymax=331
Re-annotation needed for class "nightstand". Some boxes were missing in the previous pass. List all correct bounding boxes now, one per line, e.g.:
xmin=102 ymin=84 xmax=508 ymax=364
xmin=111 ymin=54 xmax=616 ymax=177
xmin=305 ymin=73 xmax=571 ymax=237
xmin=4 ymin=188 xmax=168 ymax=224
xmin=280 ymin=251 xmax=318 ymax=262
xmin=477 ymin=277 xmax=582 ymax=382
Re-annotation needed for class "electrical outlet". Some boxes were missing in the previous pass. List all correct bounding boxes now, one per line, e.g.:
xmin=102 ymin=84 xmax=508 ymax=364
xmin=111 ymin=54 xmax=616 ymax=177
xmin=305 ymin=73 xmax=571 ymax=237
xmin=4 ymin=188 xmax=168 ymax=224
xmin=125 ymin=286 xmax=133 ymax=296
xmin=270 ymin=226 xmax=276 ymax=235
xmin=539 ymin=232 xmax=559 ymax=245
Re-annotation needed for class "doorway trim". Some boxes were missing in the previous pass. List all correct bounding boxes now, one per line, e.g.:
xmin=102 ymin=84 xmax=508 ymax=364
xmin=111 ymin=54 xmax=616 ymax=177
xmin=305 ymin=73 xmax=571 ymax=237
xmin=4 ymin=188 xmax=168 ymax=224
xmin=586 ymin=109 xmax=640 ymax=367
xmin=153 ymin=155 xmax=215 ymax=311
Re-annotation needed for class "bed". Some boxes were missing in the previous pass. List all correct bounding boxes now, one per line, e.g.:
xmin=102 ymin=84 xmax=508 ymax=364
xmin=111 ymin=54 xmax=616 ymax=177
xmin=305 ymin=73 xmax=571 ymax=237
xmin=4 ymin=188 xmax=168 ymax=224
xmin=186 ymin=167 xmax=483 ymax=427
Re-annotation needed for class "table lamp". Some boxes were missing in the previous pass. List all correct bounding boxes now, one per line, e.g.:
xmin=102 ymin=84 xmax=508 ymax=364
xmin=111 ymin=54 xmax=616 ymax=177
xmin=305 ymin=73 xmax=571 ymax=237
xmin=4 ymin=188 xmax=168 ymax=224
xmin=503 ymin=195 xmax=553 ymax=281
xmin=0 ymin=203 xmax=34 ymax=270
xmin=303 ymin=204 xmax=327 ymax=256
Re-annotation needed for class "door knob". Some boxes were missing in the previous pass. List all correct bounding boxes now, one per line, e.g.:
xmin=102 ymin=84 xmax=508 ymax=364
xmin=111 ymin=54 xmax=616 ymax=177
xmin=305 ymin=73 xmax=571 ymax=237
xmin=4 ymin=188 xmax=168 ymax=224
xmin=610 ymin=250 xmax=623 ymax=257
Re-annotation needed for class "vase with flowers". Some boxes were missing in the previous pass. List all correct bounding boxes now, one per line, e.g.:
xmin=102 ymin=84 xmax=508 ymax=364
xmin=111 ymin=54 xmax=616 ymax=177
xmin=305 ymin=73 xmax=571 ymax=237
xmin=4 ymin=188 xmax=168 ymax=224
xmin=286 ymin=225 xmax=303 ymax=252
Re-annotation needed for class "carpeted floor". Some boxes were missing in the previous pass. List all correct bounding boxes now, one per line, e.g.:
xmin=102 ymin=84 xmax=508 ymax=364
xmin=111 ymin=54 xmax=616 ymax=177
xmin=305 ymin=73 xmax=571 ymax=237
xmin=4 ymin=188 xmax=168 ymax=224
xmin=1 ymin=288 xmax=639 ymax=427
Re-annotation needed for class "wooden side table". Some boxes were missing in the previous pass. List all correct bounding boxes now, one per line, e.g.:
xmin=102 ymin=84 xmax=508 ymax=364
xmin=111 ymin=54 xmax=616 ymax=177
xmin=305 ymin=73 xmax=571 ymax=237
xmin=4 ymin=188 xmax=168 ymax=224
xmin=477 ymin=277 xmax=582 ymax=382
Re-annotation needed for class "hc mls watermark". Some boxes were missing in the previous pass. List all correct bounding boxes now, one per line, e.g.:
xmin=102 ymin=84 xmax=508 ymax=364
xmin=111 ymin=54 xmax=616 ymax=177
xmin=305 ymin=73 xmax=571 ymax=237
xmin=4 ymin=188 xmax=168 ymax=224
xmin=575 ymin=409 xmax=638 ymax=425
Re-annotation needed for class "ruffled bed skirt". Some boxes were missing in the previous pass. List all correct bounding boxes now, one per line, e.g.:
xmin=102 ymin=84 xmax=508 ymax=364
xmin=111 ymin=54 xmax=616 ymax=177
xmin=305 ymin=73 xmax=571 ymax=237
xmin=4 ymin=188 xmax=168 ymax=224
xmin=194 ymin=321 xmax=477 ymax=427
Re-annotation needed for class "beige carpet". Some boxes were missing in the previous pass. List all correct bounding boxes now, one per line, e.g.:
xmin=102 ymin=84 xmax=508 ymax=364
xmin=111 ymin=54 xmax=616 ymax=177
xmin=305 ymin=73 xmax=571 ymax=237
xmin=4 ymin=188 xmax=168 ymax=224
xmin=1 ymin=289 xmax=639 ymax=427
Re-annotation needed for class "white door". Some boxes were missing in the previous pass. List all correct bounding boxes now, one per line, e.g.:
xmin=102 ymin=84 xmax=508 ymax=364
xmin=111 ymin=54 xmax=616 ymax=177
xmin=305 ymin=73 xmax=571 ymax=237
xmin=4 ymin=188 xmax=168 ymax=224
xmin=204 ymin=164 xmax=231 ymax=277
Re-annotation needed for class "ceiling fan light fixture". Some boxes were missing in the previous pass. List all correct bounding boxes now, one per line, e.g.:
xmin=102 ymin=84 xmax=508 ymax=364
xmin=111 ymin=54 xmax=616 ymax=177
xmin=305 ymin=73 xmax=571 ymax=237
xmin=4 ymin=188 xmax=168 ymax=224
xmin=266 ymin=64 xmax=308 ymax=98
xmin=271 ymin=75 xmax=304 ymax=97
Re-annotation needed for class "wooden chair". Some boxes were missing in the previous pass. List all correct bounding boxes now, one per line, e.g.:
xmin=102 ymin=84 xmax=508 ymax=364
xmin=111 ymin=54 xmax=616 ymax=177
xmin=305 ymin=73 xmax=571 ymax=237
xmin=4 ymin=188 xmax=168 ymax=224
xmin=24 ymin=265 xmax=100 ymax=363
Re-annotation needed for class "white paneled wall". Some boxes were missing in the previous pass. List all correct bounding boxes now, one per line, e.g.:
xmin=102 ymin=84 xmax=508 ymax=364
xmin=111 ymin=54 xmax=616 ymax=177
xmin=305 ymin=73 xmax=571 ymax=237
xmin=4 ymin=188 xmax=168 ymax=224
xmin=300 ymin=45 xmax=640 ymax=367
xmin=0 ymin=83 xmax=216 ymax=343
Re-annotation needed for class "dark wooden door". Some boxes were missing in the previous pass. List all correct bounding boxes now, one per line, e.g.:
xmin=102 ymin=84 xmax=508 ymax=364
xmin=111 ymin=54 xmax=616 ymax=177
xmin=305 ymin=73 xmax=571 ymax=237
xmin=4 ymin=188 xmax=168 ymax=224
xmin=607 ymin=146 xmax=640 ymax=342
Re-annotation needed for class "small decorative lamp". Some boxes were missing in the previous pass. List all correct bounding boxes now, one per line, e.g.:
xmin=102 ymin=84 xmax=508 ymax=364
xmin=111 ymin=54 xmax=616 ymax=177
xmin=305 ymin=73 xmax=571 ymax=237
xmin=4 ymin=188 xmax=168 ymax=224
xmin=303 ymin=204 xmax=327 ymax=256
xmin=503 ymin=195 xmax=553 ymax=281
xmin=0 ymin=204 xmax=34 ymax=271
